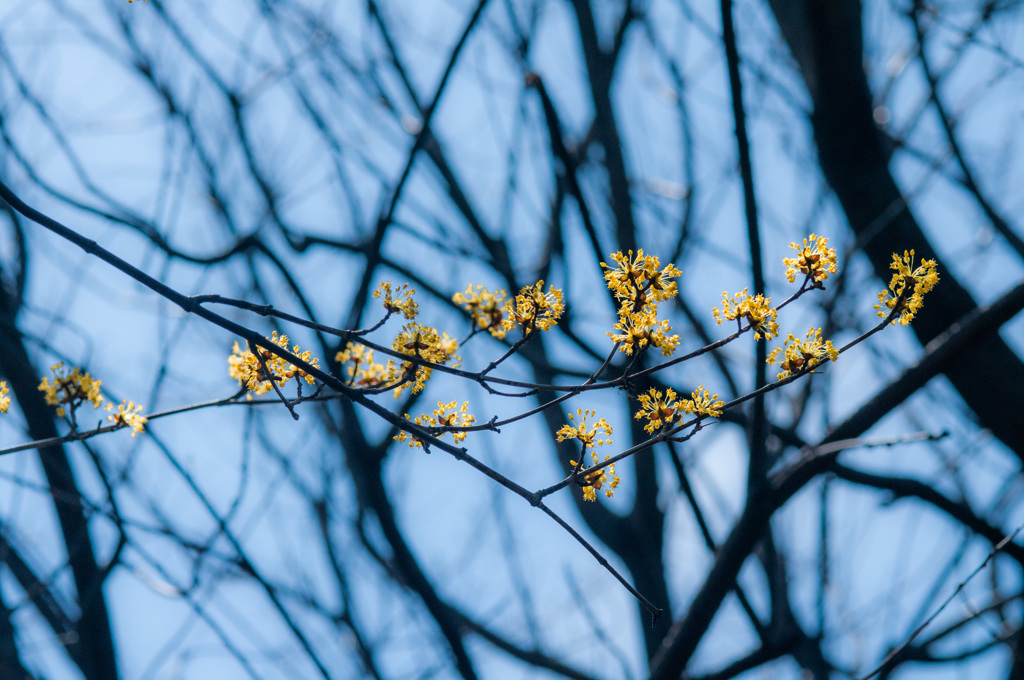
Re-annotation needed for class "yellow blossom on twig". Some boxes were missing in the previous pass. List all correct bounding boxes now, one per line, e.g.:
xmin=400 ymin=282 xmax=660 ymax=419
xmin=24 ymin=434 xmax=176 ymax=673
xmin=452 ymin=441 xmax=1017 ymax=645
xmin=106 ymin=399 xmax=148 ymax=437
xmin=228 ymin=332 xmax=321 ymax=395
xmin=388 ymin=322 xmax=460 ymax=396
xmin=609 ymin=307 xmax=680 ymax=356
xmin=558 ymin=409 xmax=618 ymax=501
xmin=712 ymin=288 xmax=779 ymax=340
xmin=335 ymin=342 xmax=388 ymax=387
xmin=374 ymin=281 xmax=418 ymax=320
xmin=557 ymin=408 xmax=613 ymax=449
xmin=680 ymin=386 xmax=724 ymax=419
xmin=783 ymin=234 xmax=837 ymax=285
xmin=0 ymin=381 xmax=10 ymax=414
xmin=875 ymin=250 xmax=939 ymax=325
xmin=634 ymin=387 xmax=680 ymax=434
xmin=601 ymin=249 xmax=681 ymax=307
xmin=602 ymin=250 xmax=682 ymax=355
xmin=767 ymin=328 xmax=839 ymax=380
xmin=570 ymin=452 xmax=621 ymax=502
xmin=38 ymin=363 xmax=103 ymax=418
xmin=394 ymin=401 xmax=476 ymax=448
xmin=501 ymin=281 xmax=564 ymax=335
xmin=453 ymin=284 xmax=507 ymax=339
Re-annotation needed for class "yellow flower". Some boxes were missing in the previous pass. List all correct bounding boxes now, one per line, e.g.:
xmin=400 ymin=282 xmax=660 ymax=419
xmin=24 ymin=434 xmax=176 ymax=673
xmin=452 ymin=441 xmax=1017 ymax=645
xmin=335 ymin=342 xmax=388 ymax=387
xmin=712 ymin=288 xmax=779 ymax=341
xmin=0 ymin=381 xmax=10 ymax=414
xmin=601 ymin=249 xmax=682 ymax=307
xmin=394 ymin=401 xmax=476 ymax=448
xmin=38 ymin=363 xmax=103 ymax=418
xmin=680 ymin=386 xmax=724 ymax=419
xmin=571 ymin=451 xmax=621 ymax=502
xmin=374 ymin=281 xmax=419 ymax=320
xmin=557 ymin=408 xmax=613 ymax=449
xmin=228 ymin=341 xmax=273 ymax=394
xmin=453 ymin=284 xmax=508 ymax=339
xmin=282 ymin=346 xmax=321 ymax=386
xmin=389 ymin=323 xmax=460 ymax=396
xmin=608 ymin=306 xmax=680 ymax=356
xmin=767 ymin=327 xmax=839 ymax=380
xmin=602 ymin=250 xmax=682 ymax=357
xmin=634 ymin=387 xmax=680 ymax=434
xmin=501 ymin=281 xmax=564 ymax=335
xmin=783 ymin=234 xmax=837 ymax=285
xmin=106 ymin=400 xmax=148 ymax=437
xmin=557 ymin=409 xmax=620 ymax=501
xmin=875 ymin=250 xmax=939 ymax=325
xmin=228 ymin=332 xmax=321 ymax=394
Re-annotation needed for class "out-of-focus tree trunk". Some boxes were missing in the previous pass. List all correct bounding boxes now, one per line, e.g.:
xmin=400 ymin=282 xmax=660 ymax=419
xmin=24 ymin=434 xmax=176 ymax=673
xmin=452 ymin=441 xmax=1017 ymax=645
xmin=768 ymin=0 xmax=1024 ymax=458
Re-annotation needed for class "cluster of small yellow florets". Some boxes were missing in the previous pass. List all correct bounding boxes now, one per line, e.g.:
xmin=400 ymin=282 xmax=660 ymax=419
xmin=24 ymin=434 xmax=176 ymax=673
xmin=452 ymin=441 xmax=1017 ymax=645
xmin=633 ymin=386 xmax=724 ymax=434
xmin=0 ymin=381 xmax=9 ymax=414
xmin=452 ymin=284 xmax=508 ymax=339
xmin=713 ymin=288 xmax=779 ymax=341
xmin=875 ymin=250 xmax=940 ymax=325
xmin=335 ymin=342 xmax=388 ymax=387
xmin=767 ymin=328 xmax=840 ymax=380
xmin=228 ymin=331 xmax=320 ymax=395
xmin=557 ymin=408 xmax=619 ymax=501
xmin=224 ymin=282 xmax=461 ymax=401
xmin=375 ymin=281 xmax=419 ymax=320
xmin=38 ymin=363 xmax=104 ymax=418
xmin=634 ymin=388 xmax=679 ymax=434
xmin=601 ymin=249 xmax=682 ymax=355
xmin=388 ymin=322 xmax=460 ymax=396
xmin=34 ymin=363 xmax=148 ymax=436
xmin=500 ymin=281 xmax=564 ymax=335
xmin=783 ymin=234 xmax=838 ymax=285
xmin=106 ymin=400 xmax=149 ymax=437
xmin=394 ymin=401 xmax=476 ymax=448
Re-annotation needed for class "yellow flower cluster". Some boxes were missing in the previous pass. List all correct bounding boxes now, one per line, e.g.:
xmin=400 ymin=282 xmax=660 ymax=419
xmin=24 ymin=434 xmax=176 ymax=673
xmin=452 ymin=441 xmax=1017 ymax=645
xmin=713 ymin=288 xmax=779 ymax=341
xmin=557 ymin=408 xmax=618 ymax=501
xmin=609 ymin=309 xmax=681 ymax=356
xmin=452 ymin=284 xmax=508 ymax=339
xmin=0 ymin=381 xmax=9 ymax=414
xmin=34 ymin=363 xmax=148 ymax=436
xmin=374 ymin=281 xmax=419 ymax=320
xmin=38 ymin=363 xmax=104 ymax=418
xmin=572 ymin=452 xmax=621 ymax=502
xmin=875 ymin=250 xmax=939 ymax=325
xmin=394 ymin=401 xmax=476 ymax=448
xmin=335 ymin=342 xmax=388 ymax=387
xmin=602 ymin=249 xmax=681 ymax=303
xmin=389 ymin=322 xmax=460 ymax=396
xmin=634 ymin=387 xmax=679 ymax=434
xmin=767 ymin=327 xmax=839 ymax=380
xmin=557 ymin=408 xmax=613 ymax=449
xmin=783 ymin=234 xmax=837 ymax=285
xmin=634 ymin=385 xmax=724 ymax=434
xmin=601 ymin=249 xmax=682 ymax=355
xmin=501 ymin=281 xmax=564 ymax=335
xmin=228 ymin=331 xmax=321 ymax=395
xmin=681 ymin=385 xmax=724 ymax=419
xmin=106 ymin=400 xmax=148 ymax=437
